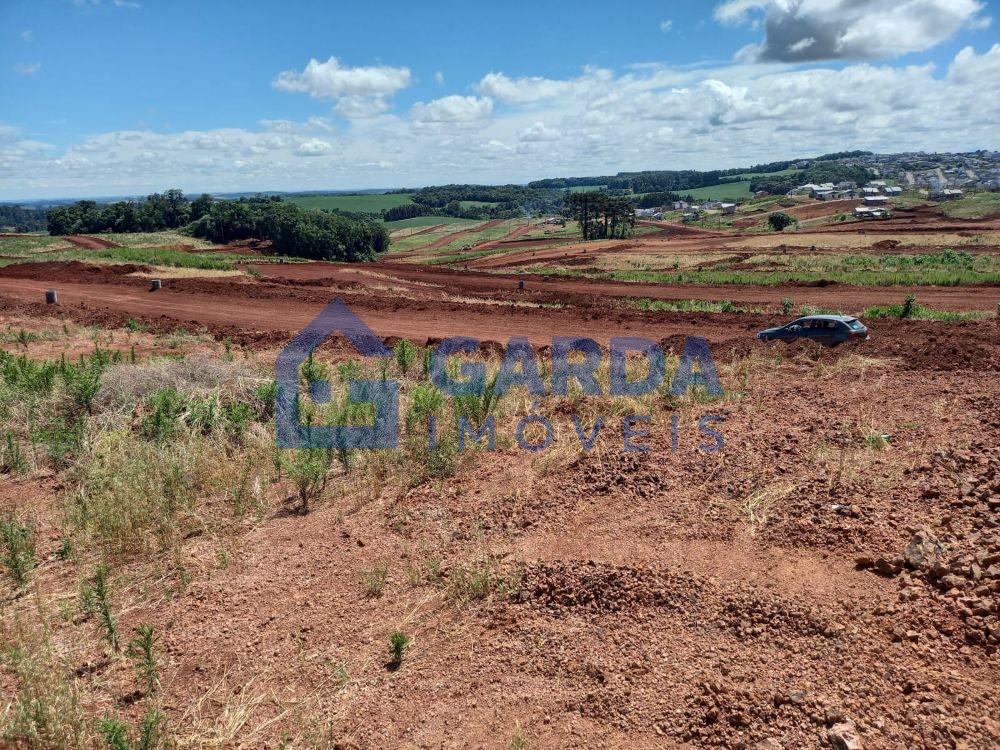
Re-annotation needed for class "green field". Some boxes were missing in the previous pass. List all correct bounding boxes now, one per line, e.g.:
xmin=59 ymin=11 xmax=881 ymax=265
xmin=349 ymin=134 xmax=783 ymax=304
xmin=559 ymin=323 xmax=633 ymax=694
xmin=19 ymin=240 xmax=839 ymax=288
xmin=685 ymin=180 xmax=753 ymax=201
xmin=730 ymin=167 xmax=800 ymax=180
xmin=386 ymin=216 xmax=469 ymax=229
xmin=285 ymin=192 xmax=416 ymax=213
xmin=458 ymin=200 xmax=498 ymax=209
xmin=940 ymin=192 xmax=1000 ymax=219
xmin=568 ymin=185 xmax=607 ymax=193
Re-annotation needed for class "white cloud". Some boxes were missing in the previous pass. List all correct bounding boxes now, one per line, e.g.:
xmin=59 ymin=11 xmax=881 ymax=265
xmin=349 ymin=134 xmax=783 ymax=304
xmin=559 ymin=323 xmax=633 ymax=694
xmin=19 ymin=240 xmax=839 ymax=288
xmin=411 ymin=95 xmax=493 ymax=123
xmin=14 ymin=62 xmax=41 ymax=76
xmin=3 ymin=44 xmax=1000 ymax=199
xmin=113 ymin=0 xmax=141 ymax=8
xmin=660 ymin=20 xmax=673 ymax=32
xmin=273 ymin=56 xmax=411 ymax=120
xmin=948 ymin=42 xmax=1000 ymax=84
xmin=716 ymin=0 xmax=990 ymax=62
xmin=434 ymin=71 xmax=445 ymax=85
xmin=519 ymin=122 xmax=562 ymax=142
xmin=477 ymin=72 xmax=574 ymax=105
xmin=295 ymin=139 xmax=334 ymax=157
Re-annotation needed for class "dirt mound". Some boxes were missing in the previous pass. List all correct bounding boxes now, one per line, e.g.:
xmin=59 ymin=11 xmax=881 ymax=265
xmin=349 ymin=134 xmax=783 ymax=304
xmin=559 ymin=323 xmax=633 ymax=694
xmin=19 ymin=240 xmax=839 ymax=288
xmin=0 ymin=260 xmax=151 ymax=282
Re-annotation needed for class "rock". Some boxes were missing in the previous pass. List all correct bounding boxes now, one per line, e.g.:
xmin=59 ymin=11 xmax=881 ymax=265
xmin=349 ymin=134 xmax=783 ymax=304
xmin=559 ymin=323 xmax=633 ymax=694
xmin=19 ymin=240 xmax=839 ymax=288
xmin=828 ymin=720 xmax=864 ymax=750
xmin=905 ymin=529 xmax=945 ymax=570
xmin=754 ymin=740 xmax=782 ymax=750
xmin=875 ymin=557 xmax=902 ymax=576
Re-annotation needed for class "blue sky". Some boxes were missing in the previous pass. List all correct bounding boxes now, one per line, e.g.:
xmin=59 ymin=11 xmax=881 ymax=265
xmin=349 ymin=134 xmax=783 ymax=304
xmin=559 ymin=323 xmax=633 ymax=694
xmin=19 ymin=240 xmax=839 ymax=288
xmin=1 ymin=0 xmax=998 ymax=199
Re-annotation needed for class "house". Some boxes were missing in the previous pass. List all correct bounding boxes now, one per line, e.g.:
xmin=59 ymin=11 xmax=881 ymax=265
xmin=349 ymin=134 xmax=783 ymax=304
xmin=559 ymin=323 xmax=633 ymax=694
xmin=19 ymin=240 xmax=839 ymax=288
xmin=814 ymin=189 xmax=837 ymax=201
xmin=836 ymin=181 xmax=857 ymax=191
xmin=853 ymin=206 xmax=890 ymax=220
xmin=719 ymin=203 xmax=736 ymax=215
xmin=884 ymin=186 xmax=903 ymax=197
xmin=682 ymin=210 xmax=702 ymax=223
xmin=634 ymin=208 xmax=658 ymax=218
xmin=930 ymin=189 xmax=964 ymax=200
xmin=864 ymin=195 xmax=890 ymax=207
xmin=862 ymin=186 xmax=881 ymax=197
xmin=670 ymin=201 xmax=689 ymax=210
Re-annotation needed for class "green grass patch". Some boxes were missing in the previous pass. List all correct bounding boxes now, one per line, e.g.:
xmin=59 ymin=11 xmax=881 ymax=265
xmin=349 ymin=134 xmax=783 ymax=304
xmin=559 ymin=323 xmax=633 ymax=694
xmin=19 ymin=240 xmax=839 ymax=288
xmin=861 ymin=303 xmax=990 ymax=321
xmin=386 ymin=216 xmax=469 ymax=229
xmin=55 ymin=246 xmax=236 ymax=270
xmin=286 ymin=193 xmax=415 ymax=213
xmin=632 ymin=298 xmax=759 ymax=313
xmin=685 ymin=181 xmax=752 ymax=201
xmin=939 ymin=192 xmax=1000 ymax=220
xmin=0 ymin=235 xmax=71 ymax=257
xmin=523 ymin=249 xmax=1000 ymax=287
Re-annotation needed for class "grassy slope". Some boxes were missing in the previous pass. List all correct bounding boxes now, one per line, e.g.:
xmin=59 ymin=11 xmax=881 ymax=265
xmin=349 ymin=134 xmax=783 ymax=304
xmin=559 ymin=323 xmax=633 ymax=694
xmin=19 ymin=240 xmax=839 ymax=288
xmin=385 ymin=216 xmax=469 ymax=229
xmin=285 ymin=193 xmax=415 ymax=213
xmin=684 ymin=181 xmax=753 ymax=201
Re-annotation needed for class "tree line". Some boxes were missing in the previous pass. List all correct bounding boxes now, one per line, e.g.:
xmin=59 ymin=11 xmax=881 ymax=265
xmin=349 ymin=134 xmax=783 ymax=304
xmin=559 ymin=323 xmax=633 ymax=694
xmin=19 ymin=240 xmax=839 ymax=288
xmin=47 ymin=190 xmax=388 ymax=262
xmin=0 ymin=204 xmax=48 ymax=232
xmin=189 ymin=197 xmax=388 ymax=262
xmin=563 ymin=192 xmax=635 ymax=240
xmin=46 ymin=190 xmax=213 ymax=235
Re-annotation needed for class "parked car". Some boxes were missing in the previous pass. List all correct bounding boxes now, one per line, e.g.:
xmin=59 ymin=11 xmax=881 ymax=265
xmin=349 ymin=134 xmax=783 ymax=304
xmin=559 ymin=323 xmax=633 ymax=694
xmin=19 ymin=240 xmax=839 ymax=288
xmin=756 ymin=314 xmax=868 ymax=347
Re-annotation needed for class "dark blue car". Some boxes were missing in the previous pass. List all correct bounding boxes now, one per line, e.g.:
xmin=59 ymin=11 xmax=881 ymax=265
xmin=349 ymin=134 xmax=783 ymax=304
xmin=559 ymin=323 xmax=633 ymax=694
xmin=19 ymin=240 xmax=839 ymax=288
xmin=757 ymin=314 xmax=868 ymax=347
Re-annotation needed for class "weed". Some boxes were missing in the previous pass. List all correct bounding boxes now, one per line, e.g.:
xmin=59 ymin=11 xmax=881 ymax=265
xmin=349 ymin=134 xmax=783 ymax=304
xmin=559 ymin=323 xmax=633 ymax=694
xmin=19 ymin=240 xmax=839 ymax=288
xmin=127 ymin=625 xmax=159 ymax=695
xmin=508 ymin=723 xmax=529 ymax=750
xmin=285 ymin=449 xmax=333 ymax=513
xmin=781 ymin=297 xmax=794 ymax=315
xmin=901 ymin=293 xmax=916 ymax=319
xmin=406 ymin=382 xmax=444 ymax=433
xmin=361 ymin=564 xmax=388 ymax=598
xmin=455 ymin=373 xmax=500 ymax=429
xmin=1 ymin=430 xmax=30 ymax=474
xmin=90 ymin=563 xmax=119 ymax=652
xmin=1 ymin=514 xmax=36 ymax=588
xmin=388 ymin=631 xmax=410 ymax=669
xmin=98 ymin=708 xmax=165 ymax=750
xmin=394 ymin=338 xmax=419 ymax=376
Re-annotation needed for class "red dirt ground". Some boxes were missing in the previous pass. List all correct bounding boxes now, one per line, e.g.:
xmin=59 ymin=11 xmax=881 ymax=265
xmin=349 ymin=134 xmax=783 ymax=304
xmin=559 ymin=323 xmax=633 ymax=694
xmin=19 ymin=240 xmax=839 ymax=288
xmin=63 ymin=234 xmax=120 ymax=249
xmin=2 ymin=212 xmax=999 ymax=748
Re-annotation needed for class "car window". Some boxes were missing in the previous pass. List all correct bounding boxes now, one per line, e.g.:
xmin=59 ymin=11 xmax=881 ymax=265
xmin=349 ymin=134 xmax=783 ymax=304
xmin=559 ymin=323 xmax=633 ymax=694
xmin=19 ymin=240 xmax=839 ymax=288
xmin=847 ymin=320 xmax=864 ymax=330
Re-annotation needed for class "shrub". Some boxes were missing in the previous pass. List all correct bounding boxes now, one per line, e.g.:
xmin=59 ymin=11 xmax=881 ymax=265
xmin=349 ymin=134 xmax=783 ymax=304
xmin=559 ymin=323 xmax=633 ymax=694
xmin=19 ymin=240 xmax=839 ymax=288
xmin=781 ymin=298 xmax=794 ymax=315
xmin=767 ymin=212 xmax=795 ymax=231
xmin=901 ymin=293 xmax=916 ymax=319
xmin=388 ymin=631 xmax=410 ymax=668
xmin=87 ymin=563 xmax=119 ymax=652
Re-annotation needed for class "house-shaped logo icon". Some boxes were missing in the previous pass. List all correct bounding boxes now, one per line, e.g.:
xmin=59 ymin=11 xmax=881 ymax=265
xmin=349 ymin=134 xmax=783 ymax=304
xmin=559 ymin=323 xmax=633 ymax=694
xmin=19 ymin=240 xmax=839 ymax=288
xmin=275 ymin=299 xmax=400 ymax=450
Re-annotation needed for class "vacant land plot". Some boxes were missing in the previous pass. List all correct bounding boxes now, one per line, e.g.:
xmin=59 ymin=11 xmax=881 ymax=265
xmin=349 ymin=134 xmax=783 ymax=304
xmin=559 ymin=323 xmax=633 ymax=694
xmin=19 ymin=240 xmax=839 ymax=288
xmin=2 ymin=195 xmax=999 ymax=749
xmin=685 ymin=180 xmax=752 ymax=201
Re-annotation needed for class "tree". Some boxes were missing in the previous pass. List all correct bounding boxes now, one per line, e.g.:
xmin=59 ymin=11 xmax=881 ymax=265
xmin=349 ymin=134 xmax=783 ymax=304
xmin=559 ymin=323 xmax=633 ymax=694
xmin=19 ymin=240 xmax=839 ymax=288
xmin=564 ymin=192 xmax=635 ymax=240
xmin=189 ymin=193 xmax=214 ymax=222
xmin=768 ymin=212 xmax=795 ymax=232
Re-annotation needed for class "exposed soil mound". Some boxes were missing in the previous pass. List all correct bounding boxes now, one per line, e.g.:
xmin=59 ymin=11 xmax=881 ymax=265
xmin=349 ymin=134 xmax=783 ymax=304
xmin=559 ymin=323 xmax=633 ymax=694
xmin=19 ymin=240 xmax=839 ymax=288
xmin=0 ymin=260 xmax=151 ymax=282
xmin=63 ymin=234 xmax=120 ymax=249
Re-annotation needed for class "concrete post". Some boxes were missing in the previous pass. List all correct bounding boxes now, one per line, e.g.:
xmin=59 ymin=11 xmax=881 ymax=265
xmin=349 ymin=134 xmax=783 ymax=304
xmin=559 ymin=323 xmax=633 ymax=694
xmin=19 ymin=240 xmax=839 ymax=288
xmin=45 ymin=289 xmax=57 ymax=304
